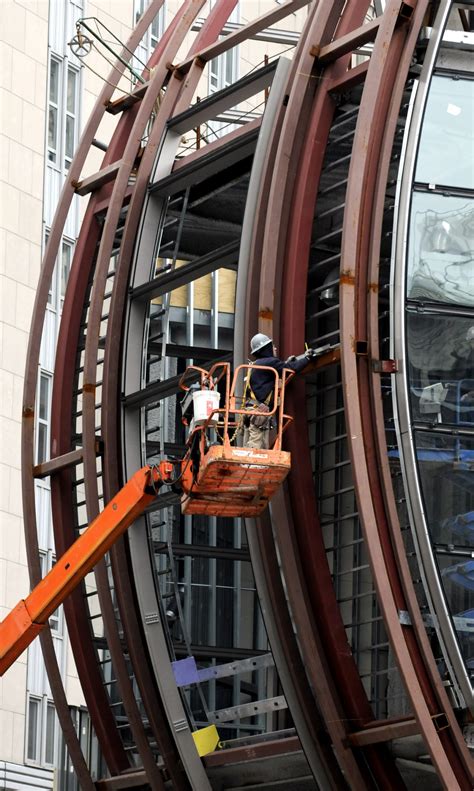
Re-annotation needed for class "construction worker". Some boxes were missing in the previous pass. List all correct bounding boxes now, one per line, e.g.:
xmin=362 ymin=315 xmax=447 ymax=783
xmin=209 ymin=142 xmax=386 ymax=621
xmin=244 ymin=333 xmax=314 ymax=449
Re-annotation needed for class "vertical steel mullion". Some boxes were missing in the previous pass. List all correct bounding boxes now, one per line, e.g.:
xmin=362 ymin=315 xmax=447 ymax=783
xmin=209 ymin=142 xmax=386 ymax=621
xmin=211 ymin=270 xmax=219 ymax=349
xmin=186 ymin=281 xmax=194 ymax=366
xmin=233 ymin=517 xmax=242 ymax=737
xmin=209 ymin=516 xmax=217 ymax=714
xmin=184 ymin=515 xmax=192 ymax=630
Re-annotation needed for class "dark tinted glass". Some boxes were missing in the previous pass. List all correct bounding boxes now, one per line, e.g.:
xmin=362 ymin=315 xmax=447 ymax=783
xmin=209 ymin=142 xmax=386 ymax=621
xmin=413 ymin=431 xmax=474 ymax=548
xmin=407 ymin=313 xmax=474 ymax=426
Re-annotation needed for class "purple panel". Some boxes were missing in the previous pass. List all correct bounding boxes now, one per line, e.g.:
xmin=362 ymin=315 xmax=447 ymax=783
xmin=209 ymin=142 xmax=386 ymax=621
xmin=172 ymin=656 xmax=199 ymax=686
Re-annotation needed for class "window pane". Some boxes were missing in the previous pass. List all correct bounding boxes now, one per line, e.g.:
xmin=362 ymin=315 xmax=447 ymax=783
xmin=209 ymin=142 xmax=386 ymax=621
xmin=45 ymin=703 xmax=56 ymax=764
xmin=151 ymin=17 xmax=160 ymax=42
xmin=27 ymin=698 xmax=39 ymax=760
xmin=436 ymin=552 xmax=474 ymax=680
xmin=65 ymin=116 xmax=74 ymax=162
xmin=225 ymin=51 xmax=234 ymax=88
xmin=412 ymin=431 xmax=474 ymax=678
xmin=39 ymin=375 xmax=49 ymax=421
xmin=407 ymin=191 xmax=474 ymax=307
xmin=49 ymin=59 xmax=59 ymax=103
xmin=413 ymin=431 xmax=474 ymax=547
xmin=67 ymin=69 xmax=76 ymax=113
xmin=48 ymin=107 xmax=58 ymax=160
xmin=37 ymin=423 xmax=48 ymax=464
xmin=406 ymin=312 xmax=474 ymax=427
xmin=61 ymin=242 xmax=72 ymax=299
xmin=415 ymin=75 xmax=474 ymax=190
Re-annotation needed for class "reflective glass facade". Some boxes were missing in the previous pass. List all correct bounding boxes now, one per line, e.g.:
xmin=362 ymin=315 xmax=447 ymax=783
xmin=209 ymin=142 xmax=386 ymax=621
xmin=405 ymin=37 xmax=474 ymax=686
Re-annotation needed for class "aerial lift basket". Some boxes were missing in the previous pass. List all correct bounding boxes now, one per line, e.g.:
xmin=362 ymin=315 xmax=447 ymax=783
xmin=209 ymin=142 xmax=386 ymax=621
xmin=179 ymin=362 xmax=294 ymax=517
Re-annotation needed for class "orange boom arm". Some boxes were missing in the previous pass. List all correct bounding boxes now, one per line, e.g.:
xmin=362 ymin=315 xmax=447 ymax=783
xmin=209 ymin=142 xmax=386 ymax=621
xmin=0 ymin=464 xmax=172 ymax=675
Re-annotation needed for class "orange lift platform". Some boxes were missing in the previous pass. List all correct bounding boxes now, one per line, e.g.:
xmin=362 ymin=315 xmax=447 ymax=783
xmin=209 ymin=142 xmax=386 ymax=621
xmin=178 ymin=362 xmax=295 ymax=517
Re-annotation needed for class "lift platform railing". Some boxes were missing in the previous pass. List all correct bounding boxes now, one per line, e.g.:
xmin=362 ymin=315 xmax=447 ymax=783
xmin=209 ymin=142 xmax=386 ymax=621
xmin=179 ymin=361 xmax=295 ymax=452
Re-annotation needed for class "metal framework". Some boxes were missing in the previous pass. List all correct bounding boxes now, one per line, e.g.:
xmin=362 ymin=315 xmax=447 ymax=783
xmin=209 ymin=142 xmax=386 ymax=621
xmin=20 ymin=0 xmax=474 ymax=788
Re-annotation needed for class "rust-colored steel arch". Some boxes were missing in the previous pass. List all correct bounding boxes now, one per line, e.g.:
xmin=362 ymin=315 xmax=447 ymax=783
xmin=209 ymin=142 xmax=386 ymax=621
xmin=338 ymin=0 xmax=471 ymax=785
xmin=364 ymin=8 xmax=473 ymax=786
xmin=22 ymin=2 xmax=170 ymax=782
xmin=249 ymin=0 xmax=473 ymax=789
xmin=246 ymin=1 xmax=403 ymax=787
xmin=49 ymin=2 xmax=205 ymax=781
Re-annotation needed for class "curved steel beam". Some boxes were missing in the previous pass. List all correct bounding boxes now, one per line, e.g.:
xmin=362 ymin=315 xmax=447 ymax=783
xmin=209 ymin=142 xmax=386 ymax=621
xmin=118 ymin=4 xmax=310 ymax=786
xmin=22 ymin=1 xmax=168 ymax=781
xmin=100 ymin=3 xmax=244 ymax=787
xmin=366 ymin=0 xmax=474 ymax=782
xmin=339 ymin=0 xmax=472 ymax=785
xmin=392 ymin=0 xmax=474 ymax=713
xmin=235 ymin=55 xmax=346 ymax=789
xmin=78 ymin=0 xmax=209 ymax=782
xmin=244 ymin=1 xmax=404 ymax=787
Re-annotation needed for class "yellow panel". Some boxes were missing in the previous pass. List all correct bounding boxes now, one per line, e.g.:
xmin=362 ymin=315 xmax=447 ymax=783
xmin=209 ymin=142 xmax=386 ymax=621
xmin=192 ymin=724 xmax=220 ymax=757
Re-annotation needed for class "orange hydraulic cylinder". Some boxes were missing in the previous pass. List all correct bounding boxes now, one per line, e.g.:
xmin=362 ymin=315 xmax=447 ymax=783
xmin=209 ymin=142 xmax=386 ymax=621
xmin=0 ymin=466 xmax=156 ymax=675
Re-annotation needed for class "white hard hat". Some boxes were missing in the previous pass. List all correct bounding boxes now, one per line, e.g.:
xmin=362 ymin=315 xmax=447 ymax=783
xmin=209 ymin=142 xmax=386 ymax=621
xmin=250 ymin=333 xmax=272 ymax=355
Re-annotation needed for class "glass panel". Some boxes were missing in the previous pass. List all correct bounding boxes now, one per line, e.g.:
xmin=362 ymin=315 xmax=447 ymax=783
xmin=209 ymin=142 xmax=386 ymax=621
xmin=39 ymin=374 xmax=49 ymax=421
xmin=48 ymin=107 xmax=58 ymax=161
xmin=67 ymin=68 xmax=76 ymax=113
xmin=413 ymin=431 xmax=474 ymax=548
xmin=61 ymin=242 xmax=72 ymax=299
xmin=37 ymin=424 xmax=48 ymax=465
xmin=45 ymin=702 xmax=56 ymax=764
xmin=407 ymin=191 xmax=474 ymax=306
xmin=151 ymin=14 xmax=161 ymax=44
xmin=49 ymin=59 xmax=59 ymax=103
xmin=225 ymin=51 xmax=234 ymax=87
xmin=27 ymin=698 xmax=39 ymax=760
xmin=436 ymin=552 xmax=474 ymax=680
xmin=415 ymin=75 xmax=474 ymax=190
xmin=135 ymin=0 xmax=145 ymax=24
xmin=406 ymin=313 xmax=474 ymax=426
xmin=65 ymin=116 xmax=74 ymax=162
xmin=45 ymin=232 xmax=53 ymax=303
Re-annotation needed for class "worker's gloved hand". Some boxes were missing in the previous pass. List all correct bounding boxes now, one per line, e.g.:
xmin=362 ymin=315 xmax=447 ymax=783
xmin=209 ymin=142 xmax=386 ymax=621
xmin=305 ymin=344 xmax=331 ymax=359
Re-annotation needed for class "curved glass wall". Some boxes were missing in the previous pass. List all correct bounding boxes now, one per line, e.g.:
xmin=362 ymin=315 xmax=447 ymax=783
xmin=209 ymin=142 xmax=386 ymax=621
xmin=403 ymin=12 xmax=474 ymax=693
xmin=407 ymin=192 xmax=473 ymax=306
xmin=415 ymin=74 xmax=474 ymax=191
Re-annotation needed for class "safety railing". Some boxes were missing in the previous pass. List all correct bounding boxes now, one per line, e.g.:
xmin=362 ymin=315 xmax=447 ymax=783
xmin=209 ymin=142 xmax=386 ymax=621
xmin=179 ymin=361 xmax=295 ymax=452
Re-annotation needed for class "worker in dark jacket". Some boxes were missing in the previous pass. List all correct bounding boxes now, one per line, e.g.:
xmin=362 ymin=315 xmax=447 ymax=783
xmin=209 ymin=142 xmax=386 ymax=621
xmin=244 ymin=333 xmax=314 ymax=449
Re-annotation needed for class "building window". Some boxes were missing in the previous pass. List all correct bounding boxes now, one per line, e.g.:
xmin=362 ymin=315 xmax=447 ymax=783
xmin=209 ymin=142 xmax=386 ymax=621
xmin=47 ymin=234 xmax=73 ymax=309
xmin=47 ymin=54 xmax=80 ymax=172
xmin=133 ymin=0 xmax=166 ymax=77
xmin=26 ymin=695 xmax=58 ymax=767
xmin=207 ymin=3 xmax=239 ymax=139
xmin=36 ymin=373 xmax=51 ymax=465
xmin=60 ymin=238 xmax=73 ymax=306
xmin=27 ymin=697 xmax=41 ymax=761
xmin=209 ymin=35 xmax=238 ymax=93
xmin=45 ymin=702 xmax=56 ymax=765
xmin=48 ymin=58 xmax=60 ymax=163
xmin=65 ymin=67 xmax=78 ymax=169
xmin=39 ymin=552 xmax=63 ymax=634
